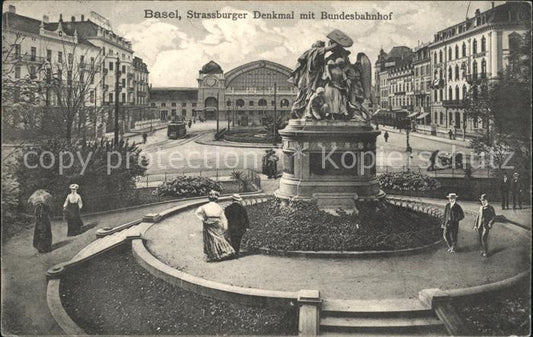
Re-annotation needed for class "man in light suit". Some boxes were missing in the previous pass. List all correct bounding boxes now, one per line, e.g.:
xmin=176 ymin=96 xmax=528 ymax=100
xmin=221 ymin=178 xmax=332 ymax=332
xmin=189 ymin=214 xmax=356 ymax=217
xmin=473 ymin=194 xmax=496 ymax=257
xmin=442 ymin=193 xmax=465 ymax=253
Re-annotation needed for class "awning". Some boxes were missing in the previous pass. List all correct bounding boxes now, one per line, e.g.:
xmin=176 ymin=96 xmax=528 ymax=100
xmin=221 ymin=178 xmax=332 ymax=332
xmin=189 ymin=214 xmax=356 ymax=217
xmin=407 ymin=112 xmax=419 ymax=118
xmin=416 ymin=112 xmax=429 ymax=119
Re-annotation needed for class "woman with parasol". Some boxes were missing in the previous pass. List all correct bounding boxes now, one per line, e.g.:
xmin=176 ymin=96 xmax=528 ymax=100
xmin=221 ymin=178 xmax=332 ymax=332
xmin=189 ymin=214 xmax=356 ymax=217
xmin=63 ymin=184 xmax=84 ymax=236
xmin=28 ymin=190 xmax=53 ymax=253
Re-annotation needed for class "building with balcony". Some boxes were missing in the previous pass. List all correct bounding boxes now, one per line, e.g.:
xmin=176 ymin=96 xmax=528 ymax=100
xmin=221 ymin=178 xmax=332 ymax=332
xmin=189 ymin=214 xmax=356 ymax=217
xmin=374 ymin=46 xmax=413 ymax=109
xmin=133 ymin=56 xmax=149 ymax=106
xmin=412 ymin=43 xmax=432 ymax=126
xmin=2 ymin=6 xmax=153 ymax=137
xmin=428 ymin=1 xmax=530 ymax=136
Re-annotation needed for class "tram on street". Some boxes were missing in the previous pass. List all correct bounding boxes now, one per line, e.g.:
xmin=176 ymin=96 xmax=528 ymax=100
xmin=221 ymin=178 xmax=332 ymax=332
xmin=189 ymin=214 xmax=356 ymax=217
xmin=167 ymin=121 xmax=187 ymax=139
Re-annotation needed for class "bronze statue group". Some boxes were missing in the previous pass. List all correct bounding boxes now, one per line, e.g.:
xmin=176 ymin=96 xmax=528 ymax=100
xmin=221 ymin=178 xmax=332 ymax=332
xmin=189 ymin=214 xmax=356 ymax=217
xmin=288 ymin=29 xmax=372 ymax=122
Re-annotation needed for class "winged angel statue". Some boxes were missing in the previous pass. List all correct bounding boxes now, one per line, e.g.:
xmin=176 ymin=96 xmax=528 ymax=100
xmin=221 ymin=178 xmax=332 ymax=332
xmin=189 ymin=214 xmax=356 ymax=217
xmin=289 ymin=29 xmax=372 ymax=122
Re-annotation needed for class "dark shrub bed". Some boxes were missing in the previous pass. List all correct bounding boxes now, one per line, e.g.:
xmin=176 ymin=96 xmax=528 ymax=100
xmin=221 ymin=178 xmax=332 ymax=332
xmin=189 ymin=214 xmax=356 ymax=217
xmin=378 ymin=172 xmax=441 ymax=192
xmin=453 ymin=283 xmax=531 ymax=336
xmin=242 ymin=199 xmax=441 ymax=251
xmin=60 ymin=244 xmax=298 ymax=335
xmin=154 ymin=176 xmax=222 ymax=198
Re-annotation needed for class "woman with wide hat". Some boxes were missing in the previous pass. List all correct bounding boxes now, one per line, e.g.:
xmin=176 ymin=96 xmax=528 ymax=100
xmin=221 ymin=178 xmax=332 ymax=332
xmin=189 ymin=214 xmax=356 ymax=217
xmin=63 ymin=184 xmax=84 ymax=236
xmin=195 ymin=190 xmax=235 ymax=262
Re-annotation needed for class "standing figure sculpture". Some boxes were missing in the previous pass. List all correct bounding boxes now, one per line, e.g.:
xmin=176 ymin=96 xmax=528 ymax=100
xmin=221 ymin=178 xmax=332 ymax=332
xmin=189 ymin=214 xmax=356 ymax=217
xmin=324 ymin=58 xmax=349 ymax=119
xmin=289 ymin=29 xmax=372 ymax=122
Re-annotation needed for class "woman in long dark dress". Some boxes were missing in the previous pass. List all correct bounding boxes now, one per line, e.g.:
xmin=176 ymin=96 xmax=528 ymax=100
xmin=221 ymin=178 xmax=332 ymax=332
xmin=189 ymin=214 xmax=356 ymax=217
xmin=33 ymin=202 xmax=52 ymax=253
xmin=63 ymin=184 xmax=84 ymax=236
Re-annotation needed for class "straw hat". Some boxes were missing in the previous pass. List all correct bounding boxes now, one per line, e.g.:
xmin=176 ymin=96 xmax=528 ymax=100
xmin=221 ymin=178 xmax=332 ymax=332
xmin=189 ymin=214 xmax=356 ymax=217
xmin=231 ymin=194 xmax=243 ymax=202
xmin=479 ymin=194 xmax=488 ymax=201
xmin=446 ymin=193 xmax=458 ymax=199
xmin=69 ymin=184 xmax=79 ymax=190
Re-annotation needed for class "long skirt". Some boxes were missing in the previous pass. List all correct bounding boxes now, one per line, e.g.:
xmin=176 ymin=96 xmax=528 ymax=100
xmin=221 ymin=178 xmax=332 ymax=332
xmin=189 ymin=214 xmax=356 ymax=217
xmin=65 ymin=202 xmax=83 ymax=236
xmin=203 ymin=221 xmax=235 ymax=262
xmin=33 ymin=217 xmax=52 ymax=253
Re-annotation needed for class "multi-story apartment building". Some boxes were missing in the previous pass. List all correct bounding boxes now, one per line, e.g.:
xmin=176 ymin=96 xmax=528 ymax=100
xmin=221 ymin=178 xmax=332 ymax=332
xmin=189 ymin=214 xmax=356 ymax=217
xmin=429 ymin=1 xmax=530 ymax=136
xmin=2 ymin=6 xmax=154 ymax=137
xmin=389 ymin=65 xmax=414 ymax=111
xmin=374 ymin=46 xmax=413 ymax=110
xmin=412 ymin=43 xmax=432 ymax=126
xmin=133 ymin=56 xmax=149 ymax=106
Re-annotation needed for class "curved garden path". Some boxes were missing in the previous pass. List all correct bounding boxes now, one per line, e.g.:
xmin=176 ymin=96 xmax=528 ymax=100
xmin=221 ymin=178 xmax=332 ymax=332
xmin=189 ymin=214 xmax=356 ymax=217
xmin=145 ymin=202 xmax=530 ymax=300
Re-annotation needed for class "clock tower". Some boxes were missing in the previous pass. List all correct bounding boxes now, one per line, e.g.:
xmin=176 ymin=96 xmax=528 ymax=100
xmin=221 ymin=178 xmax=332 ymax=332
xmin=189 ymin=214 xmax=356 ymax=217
xmin=197 ymin=60 xmax=225 ymax=120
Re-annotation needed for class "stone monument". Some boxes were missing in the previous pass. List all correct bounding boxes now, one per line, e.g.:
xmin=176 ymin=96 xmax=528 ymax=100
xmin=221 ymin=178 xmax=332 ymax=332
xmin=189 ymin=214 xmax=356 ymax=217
xmin=275 ymin=29 xmax=385 ymax=211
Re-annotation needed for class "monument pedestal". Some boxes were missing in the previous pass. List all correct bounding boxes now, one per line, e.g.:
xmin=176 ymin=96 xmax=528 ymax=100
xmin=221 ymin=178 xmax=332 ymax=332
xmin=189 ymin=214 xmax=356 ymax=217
xmin=275 ymin=119 xmax=385 ymax=210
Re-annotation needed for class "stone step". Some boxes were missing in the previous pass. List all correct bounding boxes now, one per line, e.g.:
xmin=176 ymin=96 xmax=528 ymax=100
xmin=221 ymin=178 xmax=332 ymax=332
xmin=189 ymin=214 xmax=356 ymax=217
xmin=322 ymin=299 xmax=431 ymax=315
xmin=320 ymin=329 xmax=447 ymax=337
xmin=320 ymin=316 xmax=444 ymax=329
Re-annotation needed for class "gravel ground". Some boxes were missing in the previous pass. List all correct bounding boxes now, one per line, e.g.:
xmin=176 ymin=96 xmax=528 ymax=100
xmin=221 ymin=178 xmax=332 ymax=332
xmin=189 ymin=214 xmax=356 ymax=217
xmin=60 ymin=244 xmax=298 ymax=335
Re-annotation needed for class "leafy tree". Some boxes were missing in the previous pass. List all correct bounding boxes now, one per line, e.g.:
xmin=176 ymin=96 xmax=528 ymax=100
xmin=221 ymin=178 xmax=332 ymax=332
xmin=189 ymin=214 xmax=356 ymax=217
xmin=15 ymin=138 xmax=148 ymax=214
xmin=464 ymin=31 xmax=531 ymax=177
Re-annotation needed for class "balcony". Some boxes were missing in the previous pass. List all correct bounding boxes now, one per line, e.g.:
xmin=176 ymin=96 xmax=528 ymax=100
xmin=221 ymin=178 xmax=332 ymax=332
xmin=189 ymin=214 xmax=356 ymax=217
xmin=466 ymin=73 xmax=487 ymax=85
xmin=19 ymin=55 xmax=46 ymax=63
xmin=442 ymin=99 xmax=464 ymax=108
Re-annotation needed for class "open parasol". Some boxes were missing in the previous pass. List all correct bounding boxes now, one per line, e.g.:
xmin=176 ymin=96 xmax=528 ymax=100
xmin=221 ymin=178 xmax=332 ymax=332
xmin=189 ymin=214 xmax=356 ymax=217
xmin=28 ymin=189 xmax=53 ymax=206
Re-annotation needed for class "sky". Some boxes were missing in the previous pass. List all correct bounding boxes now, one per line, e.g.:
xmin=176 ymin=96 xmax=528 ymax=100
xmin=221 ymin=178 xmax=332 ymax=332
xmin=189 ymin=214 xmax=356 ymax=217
xmin=4 ymin=1 xmax=503 ymax=87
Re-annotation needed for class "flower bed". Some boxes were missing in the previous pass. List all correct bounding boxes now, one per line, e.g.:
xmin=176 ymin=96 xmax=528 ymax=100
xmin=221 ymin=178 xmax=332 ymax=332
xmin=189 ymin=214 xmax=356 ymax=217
xmin=154 ymin=176 xmax=222 ymax=198
xmin=242 ymin=199 xmax=441 ymax=252
xmin=378 ymin=172 xmax=441 ymax=192
xmin=60 ymin=244 xmax=298 ymax=335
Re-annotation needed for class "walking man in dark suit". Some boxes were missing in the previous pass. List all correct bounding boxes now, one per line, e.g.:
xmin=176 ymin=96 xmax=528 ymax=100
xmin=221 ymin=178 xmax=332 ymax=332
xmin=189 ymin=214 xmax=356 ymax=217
xmin=443 ymin=193 xmax=464 ymax=253
xmin=224 ymin=194 xmax=249 ymax=255
xmin=473 ymin=194 xmax=496 ymax=257
xmin=499 ymin=173 xmax=510 ymax=210
xmin=511 ymin=172 xmax=522 ymax=209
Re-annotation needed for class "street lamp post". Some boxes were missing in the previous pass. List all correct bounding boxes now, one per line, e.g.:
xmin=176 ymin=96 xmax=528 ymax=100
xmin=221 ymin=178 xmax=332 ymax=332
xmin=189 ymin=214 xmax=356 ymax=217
xmin=227 ymin=99 xmax=231 ymax=131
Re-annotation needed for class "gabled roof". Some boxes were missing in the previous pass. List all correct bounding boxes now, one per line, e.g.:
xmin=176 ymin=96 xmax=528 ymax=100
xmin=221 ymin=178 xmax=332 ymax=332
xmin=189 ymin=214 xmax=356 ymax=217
xmin=2 ymin=12 xmax=95 ymax=47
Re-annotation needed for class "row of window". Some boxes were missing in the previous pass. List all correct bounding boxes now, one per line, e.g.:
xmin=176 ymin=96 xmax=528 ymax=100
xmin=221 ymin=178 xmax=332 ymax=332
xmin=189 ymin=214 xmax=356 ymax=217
xmin=157 ymin=102 xmax=197 ymax=108
xmin=434 ymin=36 xmax=487 ymax=64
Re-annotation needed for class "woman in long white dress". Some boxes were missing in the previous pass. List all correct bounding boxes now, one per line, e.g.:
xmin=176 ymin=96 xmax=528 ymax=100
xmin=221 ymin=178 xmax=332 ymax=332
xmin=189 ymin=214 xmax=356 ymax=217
xmin=195 ymin=190 xmax=235 ymax=262
xmin=63 ymin=184 xmax=84 ymax=236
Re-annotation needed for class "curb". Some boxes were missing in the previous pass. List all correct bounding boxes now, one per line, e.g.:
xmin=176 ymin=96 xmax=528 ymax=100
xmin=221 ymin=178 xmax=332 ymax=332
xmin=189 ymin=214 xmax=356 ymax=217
xmin=132 ymin=239 xmax=298 ymax=308
xmin=46 ymin=279 xmax=86 ymax=335
xmin=256 ymin=239 xmax=444 ymax=258
xmin=195 ymin=136 xmax=282 ymax=149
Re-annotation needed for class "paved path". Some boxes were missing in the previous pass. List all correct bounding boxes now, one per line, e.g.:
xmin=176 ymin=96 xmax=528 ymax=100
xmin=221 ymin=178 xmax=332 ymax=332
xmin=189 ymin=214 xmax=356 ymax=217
xmin=144 ymin=199 xmax=530 ymax=301
xmin=379 ymin=125 xmax=470 ymax=147
xmin=0 ymin=198 xmax=197 ymax=335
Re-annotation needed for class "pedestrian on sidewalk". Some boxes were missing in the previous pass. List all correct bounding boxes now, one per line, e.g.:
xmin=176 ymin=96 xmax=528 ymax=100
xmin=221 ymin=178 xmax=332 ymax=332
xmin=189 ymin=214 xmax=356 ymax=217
xmin=224 ymin=194 xmax=249 ymax=256
xmin=473 ymin=194 xmax=496 ymax=257
xmin=499 ymin=172 xmax=510 ymax=210
xmin=267 ymin=149 xmax=279 ymax=179
xmin=195 ymin=190 xmax=235 ymax=262
xmin=448 ymin=129 xmax=454 ymax=140
xmin=28 ymin=190 xmax=53 ymax=253
xmin=188 ymin=120 xmax=192 ymax=128
xmin=442 ymin=193 xmax=464 ymax=253
xmin=142 ymin=132 xmax=148 ymax=144
xmin=63 ymin=184 xmax=84 ymax=236
xmin=428 ymin=150 xmax=439 ymax=171
xmin=511 ymin=172 xmax=522 ymax=209
xmin=384 ymin=131 xmax=389 ymax=143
